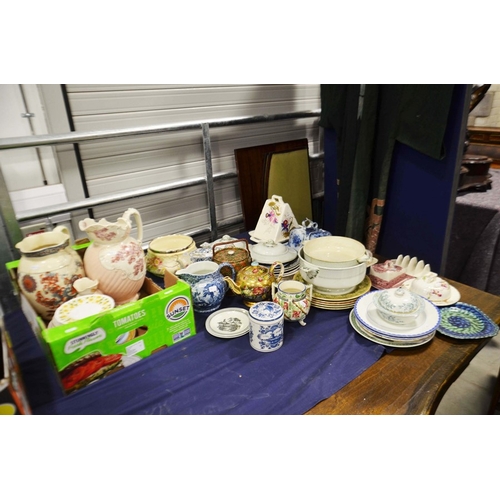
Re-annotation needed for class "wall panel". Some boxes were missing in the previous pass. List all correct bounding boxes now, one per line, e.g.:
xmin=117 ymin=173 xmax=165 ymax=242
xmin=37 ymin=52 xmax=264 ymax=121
xmin=62 ymin=84 xmax=321 ymax=244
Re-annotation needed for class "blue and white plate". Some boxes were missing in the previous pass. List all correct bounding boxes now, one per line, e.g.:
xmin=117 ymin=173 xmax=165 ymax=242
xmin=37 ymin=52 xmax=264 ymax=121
xmin=437 ymin=302 xmax=499 ymax=339
xmin=354 ymin=290 xmax=440 ymax=340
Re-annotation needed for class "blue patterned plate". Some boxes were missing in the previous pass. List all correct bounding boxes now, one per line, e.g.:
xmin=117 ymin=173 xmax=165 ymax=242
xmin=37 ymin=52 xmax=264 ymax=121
xmin=438 ymin=302 xmax=499 ymax=339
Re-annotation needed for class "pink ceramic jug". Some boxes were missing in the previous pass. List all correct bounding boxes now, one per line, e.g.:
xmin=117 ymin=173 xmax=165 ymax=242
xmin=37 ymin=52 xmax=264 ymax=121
xmin=79 ymin=208 xmax=146 ymax=305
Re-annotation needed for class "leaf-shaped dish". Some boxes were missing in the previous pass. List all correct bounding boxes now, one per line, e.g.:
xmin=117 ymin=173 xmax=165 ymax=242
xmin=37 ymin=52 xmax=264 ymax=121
xmin=438 ymin=302 xmax=499 ymax=339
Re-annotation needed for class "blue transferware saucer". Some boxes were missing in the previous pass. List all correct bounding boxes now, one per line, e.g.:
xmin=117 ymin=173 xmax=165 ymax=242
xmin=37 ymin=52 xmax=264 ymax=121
xmin=437 ymin=302 xmax=499 ymax=339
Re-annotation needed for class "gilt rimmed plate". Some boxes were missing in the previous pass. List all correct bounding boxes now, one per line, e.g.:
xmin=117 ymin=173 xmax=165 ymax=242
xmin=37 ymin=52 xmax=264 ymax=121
xmin=205 ymin=308 xmax=250 ymax=339
xmin=437 ymin=302 xmax=499 ymax=339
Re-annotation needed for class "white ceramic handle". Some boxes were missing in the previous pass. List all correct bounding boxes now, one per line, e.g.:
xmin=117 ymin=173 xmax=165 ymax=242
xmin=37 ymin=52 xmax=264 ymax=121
xmin=124 ymin=208 xmax=143 ymax=244
xmin=358 ymin=250 xmax=373 ymax=264
xmin=303 ymin=265 xmax=319 ymax=280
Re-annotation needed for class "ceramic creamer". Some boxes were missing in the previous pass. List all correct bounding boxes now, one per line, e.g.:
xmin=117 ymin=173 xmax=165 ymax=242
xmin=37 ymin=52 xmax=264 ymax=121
xmin=176 ymin=261 xmax=236 ymax=314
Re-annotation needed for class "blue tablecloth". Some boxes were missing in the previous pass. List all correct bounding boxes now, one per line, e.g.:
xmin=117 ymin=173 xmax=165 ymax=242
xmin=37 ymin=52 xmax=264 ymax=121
xmin=6 ymin=289 xmax=387 ymax=415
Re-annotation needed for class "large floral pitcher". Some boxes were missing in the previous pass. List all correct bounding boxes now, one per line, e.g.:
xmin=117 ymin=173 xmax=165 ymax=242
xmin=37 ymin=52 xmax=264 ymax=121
xmin=15 ymin=226 xmax=85 ymax=322
xmin=79 ymin=208 xmax=146 ymax=305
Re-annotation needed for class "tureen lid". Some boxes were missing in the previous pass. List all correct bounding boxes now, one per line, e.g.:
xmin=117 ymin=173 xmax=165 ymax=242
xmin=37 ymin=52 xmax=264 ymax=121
xmin=374 ymin=287 xmax=421 ymax=315
xmin=250 ymin=240 xmax=297 ymax=264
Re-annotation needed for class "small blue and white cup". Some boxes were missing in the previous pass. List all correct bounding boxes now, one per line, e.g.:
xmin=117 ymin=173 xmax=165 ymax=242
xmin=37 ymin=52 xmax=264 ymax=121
xmin=248 ymin=301 xmax=284 ymax=352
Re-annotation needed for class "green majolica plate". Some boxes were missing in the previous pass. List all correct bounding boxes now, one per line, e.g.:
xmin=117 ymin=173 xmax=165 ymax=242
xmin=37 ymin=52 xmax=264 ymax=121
xmin=438 ymin=302 xmax=499 ymax=339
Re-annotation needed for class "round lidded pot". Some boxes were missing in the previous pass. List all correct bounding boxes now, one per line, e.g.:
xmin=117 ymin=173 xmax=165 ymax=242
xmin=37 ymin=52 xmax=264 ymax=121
xmin=189 ymin=242 xmax=213 ymax=263
xmin=248 ymin=301 xmax=285 ymax=352
xmin=372 ymin=287 xmax=423 ymax=326
xmin=212 ymin=238 xmax=251 ymax=276
xmin=250 ymin=239 xmax=297 ymax=265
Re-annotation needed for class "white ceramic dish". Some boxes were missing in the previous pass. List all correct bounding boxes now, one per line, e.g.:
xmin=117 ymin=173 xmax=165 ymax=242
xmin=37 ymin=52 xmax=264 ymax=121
xmin=53 ymin=294 xmax=115 ymax=326
xmin=403 ymin=280 xmax=461 ymax=307
xmin=303 ymin=236 xmax=372 ymax=268
xmin=298 ymin=249 xmax=368 ymax=295
xmin=205 ymin=307 xmax=250 ymax=339
xmin=372 ymin=288 xmax=424 ymax=326
xmin=249 ymin=230 xmax=289 ymax=244
xmin=250 ymin=241 xmax=297 ymax=264
xmin=354 ymin=291 xmax=440 ymax=340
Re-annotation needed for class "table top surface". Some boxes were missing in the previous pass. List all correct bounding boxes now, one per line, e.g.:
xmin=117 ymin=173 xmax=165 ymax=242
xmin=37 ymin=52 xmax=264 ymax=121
xmin=305 ymin=278 xmax=500 ymax=415
xmin=7 ymin=256 xmax=500 ymax=415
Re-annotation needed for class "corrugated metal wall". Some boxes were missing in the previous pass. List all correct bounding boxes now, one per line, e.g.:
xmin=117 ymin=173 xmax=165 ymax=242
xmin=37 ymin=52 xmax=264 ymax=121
xmin=61 ymin=84 xmax=322 ymax=244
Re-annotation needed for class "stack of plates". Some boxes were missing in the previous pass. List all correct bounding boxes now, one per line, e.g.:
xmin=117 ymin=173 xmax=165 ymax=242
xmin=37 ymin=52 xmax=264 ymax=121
xmin=351 ymin=291 xmax=441 ymax=348
xmin=293 ymin=273 xmax=372 ymax=310
xmin=260 ymin=257 xmax=300 ymax=279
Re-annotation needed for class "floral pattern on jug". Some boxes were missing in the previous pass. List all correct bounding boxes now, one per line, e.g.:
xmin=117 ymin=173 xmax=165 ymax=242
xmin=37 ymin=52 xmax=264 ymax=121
xmin=79 ymin=208 xmax=146 ymax=305
xmin=15 ymin=226 xmax=85 ymax=322
xmin=272 ymin=280 xmax=312 ymax=326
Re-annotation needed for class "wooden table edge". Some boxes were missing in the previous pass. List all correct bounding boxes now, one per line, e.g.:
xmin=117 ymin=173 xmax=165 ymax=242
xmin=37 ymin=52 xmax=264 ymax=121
xmin=305 ymin=279 xmax=500 ymax=415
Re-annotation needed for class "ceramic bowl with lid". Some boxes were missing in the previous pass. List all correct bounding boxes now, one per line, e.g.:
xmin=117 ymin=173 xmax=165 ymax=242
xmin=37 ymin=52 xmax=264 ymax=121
xmin=250 ymin=240 xmax=298 ymax=265
xmin=372 ymin=287 xmax=423 ymax=326
xmin=298 ymin=249 xmax=368 ymax=295
xmin=409 ymin=272 xmax=451 ymax=302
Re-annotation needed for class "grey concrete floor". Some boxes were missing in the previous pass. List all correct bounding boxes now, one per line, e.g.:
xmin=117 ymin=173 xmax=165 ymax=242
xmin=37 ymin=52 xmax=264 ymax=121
xmin=435 ymin=333 xmax=500 ymax=415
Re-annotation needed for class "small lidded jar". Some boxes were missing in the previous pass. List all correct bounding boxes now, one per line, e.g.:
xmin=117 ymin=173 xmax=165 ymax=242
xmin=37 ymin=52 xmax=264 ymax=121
xmin=372 ymin=287 xmax=423 ymax=326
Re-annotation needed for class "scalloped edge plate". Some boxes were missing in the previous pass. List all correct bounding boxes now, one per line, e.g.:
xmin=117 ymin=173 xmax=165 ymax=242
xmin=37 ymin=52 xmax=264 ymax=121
xmin=437 ymin=302 xmax=499 ymax=339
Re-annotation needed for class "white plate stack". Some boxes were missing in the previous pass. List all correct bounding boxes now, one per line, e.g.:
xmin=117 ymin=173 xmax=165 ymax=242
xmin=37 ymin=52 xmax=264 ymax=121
xmin=350 ymin=291 xmax=441 ymax=348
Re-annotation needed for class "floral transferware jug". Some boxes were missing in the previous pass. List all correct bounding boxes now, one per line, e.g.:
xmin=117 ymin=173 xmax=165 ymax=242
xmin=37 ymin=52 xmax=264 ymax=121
xmin=15 ymin=226 xmax=85 ymax=322
xmin=79 ymin=208 xmax=146 ymax=305
xmin=176 ymin=261 xmax=236 ymax=314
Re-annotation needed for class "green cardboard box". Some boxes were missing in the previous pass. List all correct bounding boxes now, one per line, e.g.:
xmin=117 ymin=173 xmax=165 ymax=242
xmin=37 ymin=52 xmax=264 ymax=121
xmin=7 ymin=250 xmax=197 ymax=395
